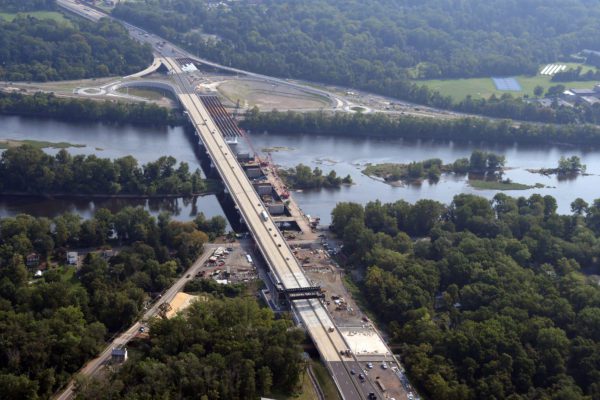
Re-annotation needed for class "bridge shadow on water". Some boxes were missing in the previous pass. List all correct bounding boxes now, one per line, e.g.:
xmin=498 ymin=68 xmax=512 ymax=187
xmin=185 ymin=124 xmax=247 ymax=232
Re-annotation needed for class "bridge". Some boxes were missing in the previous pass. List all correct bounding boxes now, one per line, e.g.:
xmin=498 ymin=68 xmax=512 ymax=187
xmin=162 ymin=57 xmax=377 ymax=399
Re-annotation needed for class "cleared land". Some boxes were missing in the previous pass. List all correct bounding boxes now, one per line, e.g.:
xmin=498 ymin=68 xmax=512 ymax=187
xmin=116 ymin=87 xmax=173 ymax=101
xmin=0 ymin=11 xmax=70 ymax=23
xmin=217 ymin=78 xmax=332 ymax=110
xmin=417 ymin=66 xmax=600 ymax=101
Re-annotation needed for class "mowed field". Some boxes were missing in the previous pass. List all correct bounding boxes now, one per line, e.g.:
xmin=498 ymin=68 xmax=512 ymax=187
xmin=417 ymin=64 xmax=599 ymax=101
xmin=0 ymin=11 xmax=70 ymax=23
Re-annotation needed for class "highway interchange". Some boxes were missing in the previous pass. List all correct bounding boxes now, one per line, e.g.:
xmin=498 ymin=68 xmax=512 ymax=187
xmin=53 ymin=1 xmax=409 ymax=399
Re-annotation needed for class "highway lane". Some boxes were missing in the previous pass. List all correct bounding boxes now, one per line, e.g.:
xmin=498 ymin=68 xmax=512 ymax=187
xmin=163 ymin=57 xmax=380 ymax=400
xmin=51 ymin=2 xmax=395 ymax=397
xmin=54 ymin=244 xmax=221 ymax=400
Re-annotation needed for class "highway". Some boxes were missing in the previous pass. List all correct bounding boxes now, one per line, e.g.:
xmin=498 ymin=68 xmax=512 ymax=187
xmin=55 ymin=244 xmax=222 ymax=400
xmin=162 ymin=57 xmax=378 ymax=399
xmin=53 ymin=1 xmax=388 ymax=398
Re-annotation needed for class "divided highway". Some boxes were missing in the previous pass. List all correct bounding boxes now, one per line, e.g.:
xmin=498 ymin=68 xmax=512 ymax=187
xmin=163 ymin=57 xmax=376 ymax=399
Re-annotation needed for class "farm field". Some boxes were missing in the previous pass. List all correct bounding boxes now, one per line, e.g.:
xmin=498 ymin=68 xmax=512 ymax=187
xmin=417 ymin=67 xmax=599 ymax=101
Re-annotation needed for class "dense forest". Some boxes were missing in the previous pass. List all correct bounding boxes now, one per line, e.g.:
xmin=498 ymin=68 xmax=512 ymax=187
xmin=279 ymin=163 xmax=352 ymax=189
xmin=0 ymin=92 xmax=180 ymax=125
xmin=113 ymin=0 xmax=600 ymax=123
xmin=242 ymin=108 xmax=600 ymax=146
xmin=113 ymin=0 xmax=600 ymax=80
xmin=332 ymin=194 xmax=600 ymax=399
xmin=75 ymin=297 xmax=304 ymax=399
xmin=0 ymin=146 xmax=206 ymax=196
xmin=0 ymin=208 xmax=226 ymax=399
xmin=0 ymin=0 xmax=55 ymax=12
xmin=0 ymin=4 xmax=152 ymax=81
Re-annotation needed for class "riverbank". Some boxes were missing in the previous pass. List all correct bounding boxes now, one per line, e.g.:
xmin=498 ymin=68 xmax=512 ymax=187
xmin=0 ymin=186 xmax=221 ymax=199
xmin=468 ymin=180 xmax=546 ymax=191
xmin=0 ymin=138 xmax=85 ymax=149
xmin=242 ymin=109 xmax=600 ymax=146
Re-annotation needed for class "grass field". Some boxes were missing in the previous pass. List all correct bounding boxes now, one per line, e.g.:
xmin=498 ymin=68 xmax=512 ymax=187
xmin=0 ymin=11 xmax=70 ymax=24
xmin=469 ymin=180 xmax=545 ymax=191
xmin=117 ymin=87 xmax=173 ymax=101
xmin=0 ymin=139 xmax=85 ymax=150
xmin=417 ymin=63 xmax=600 ymax=101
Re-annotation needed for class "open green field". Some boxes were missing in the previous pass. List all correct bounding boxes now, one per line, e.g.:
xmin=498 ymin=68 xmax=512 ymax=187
xmin=417 ymin=64 xmax=600 ymax=101
xmin=0 ymin=11 xmax=70 ymax=23
xmin=469 ymin=180 xmax=545 ymax=191
xmin=116 ymin=87 xmax=173 ymax=101
xmin=0 ymin=139 xmax=85 ymax=150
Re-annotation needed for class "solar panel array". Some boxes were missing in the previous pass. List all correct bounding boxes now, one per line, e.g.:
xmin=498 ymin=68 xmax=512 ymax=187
xmin=492 ymin=77 xmax=522 ymax=91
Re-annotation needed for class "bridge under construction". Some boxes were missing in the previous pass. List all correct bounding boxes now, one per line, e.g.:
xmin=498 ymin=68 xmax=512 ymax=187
xmin=163 ymin=56 xmax=380 ymax=399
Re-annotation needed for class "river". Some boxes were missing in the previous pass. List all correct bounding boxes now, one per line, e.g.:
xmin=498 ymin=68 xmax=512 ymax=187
xmin=249 ymin=131 xmax=600 ymax=225
xmin=3 ymin=115 xmax=600 ymax=226
xmin=0 ymin=116 xmax=225 ymax=221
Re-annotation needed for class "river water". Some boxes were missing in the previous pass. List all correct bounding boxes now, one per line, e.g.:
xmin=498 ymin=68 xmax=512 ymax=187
xmin=0 ymin=116 xmax=225 ymax=221
xmin=249 ymin=132 xmax=600 ymax=225
xmin=2 ymin=115 xmax=600 ymax=225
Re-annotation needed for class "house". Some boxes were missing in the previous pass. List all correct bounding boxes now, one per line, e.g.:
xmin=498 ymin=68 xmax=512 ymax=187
xmin=111 ymin=347 xmax=128 ymax=363
xmin=25 ymin=253 xmax=40 ymax=268
xmin=67 ymin=252 xmax=78 ymax=265
xmin=100 ymin=249 xmax=115 ymax=260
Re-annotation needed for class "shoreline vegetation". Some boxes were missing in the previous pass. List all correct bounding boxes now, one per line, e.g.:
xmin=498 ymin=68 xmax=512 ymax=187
xmin=468 ymin=180 xmax=545 ymax=191
xmin=0 ymin=138 xmax=85 ymax=149
xmin=363 ymin=150 xmax=507 ymax=181
xmin=0 ymin=183 xmax=221 ymax=199
xmin=528 ymin=155 xmax=588 ymax=176
xmin=362 ymin=151 xmax=554 ymax=191
xmin=0 ymin=92 xmax=183 ymax=125
xmin=0 ymin=146 xmax=212 ymax=197
xmin=242 ymin=108 xmax=600 ymax=146
xmin=278 ymin=163 xmax=352 ymax=189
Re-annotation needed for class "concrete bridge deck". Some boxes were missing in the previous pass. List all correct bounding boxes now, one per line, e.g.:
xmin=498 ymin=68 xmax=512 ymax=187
xmin=163 ymin=57 xmax=375 ymax=399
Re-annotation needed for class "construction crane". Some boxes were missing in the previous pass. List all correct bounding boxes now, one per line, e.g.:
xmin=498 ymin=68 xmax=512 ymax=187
xmin=233 ymin=99 xmax=241 ymax=119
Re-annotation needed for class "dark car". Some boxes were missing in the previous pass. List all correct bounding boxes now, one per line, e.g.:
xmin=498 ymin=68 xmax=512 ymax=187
xmin=358 ymin=373 xmax=365 ymax=381
xmin=350 ymin=369 xmax=356 ymax=375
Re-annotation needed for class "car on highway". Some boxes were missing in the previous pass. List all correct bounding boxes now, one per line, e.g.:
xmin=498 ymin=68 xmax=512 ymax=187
xmin=367 ymin=362 xmax=373 ymax=369
xmin=350 ymin=369 xmax=355 ymax=375
xmin=358 ymin=373 xmax=365 ymax=381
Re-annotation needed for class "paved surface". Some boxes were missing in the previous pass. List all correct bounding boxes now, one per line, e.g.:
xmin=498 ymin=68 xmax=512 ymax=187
xmin=54 ymin=244 xmax=220 ymax=400
xmin=163 ymin=56 xmax=376 ymax=399
xmin=54 ymin=1 xmax=410 ymax=398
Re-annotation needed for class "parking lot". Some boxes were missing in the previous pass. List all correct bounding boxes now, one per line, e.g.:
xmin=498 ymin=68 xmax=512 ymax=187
xmin=195 ymin=244 xmax=259 ymax=284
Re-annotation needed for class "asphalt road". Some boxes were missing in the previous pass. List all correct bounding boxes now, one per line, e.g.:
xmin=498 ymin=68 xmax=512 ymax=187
xmin=54 ymin=244 xmax=221 ymax=400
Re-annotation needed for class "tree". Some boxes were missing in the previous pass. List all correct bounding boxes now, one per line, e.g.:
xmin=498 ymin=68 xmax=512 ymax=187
xmin=534 ymin=85 xmax=544 ymax=97
xmin=571 ymin=198 xmax=589 ymax=215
